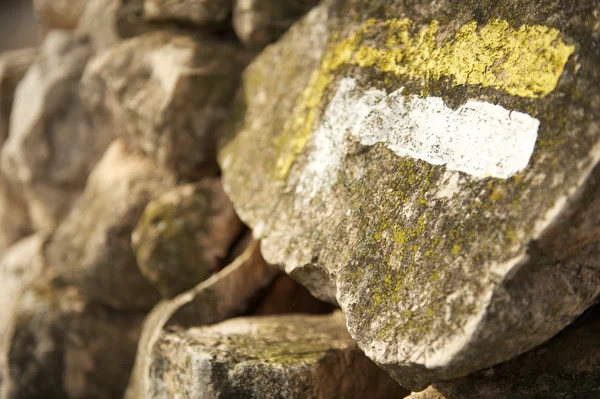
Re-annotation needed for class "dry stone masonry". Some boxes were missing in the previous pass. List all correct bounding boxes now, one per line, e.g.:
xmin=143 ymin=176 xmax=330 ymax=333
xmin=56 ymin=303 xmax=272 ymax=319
xmin=0 ymin=0 xmax=598 ymax=398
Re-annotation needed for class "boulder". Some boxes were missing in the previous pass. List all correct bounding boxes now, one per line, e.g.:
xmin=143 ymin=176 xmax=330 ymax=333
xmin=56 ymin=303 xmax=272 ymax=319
xmin=77 ymin=0 xmax=149 ymax=51
xmin=2 ymin=267 xmax=145 ymax=399
xmin=81 ymin=30 xmax=248 ymax=179
xmin=33 ymin=0 xmax=85 ymax=34
xmin=125 ymin=241 xmax=280 ymax=398
xmin=132 ymin=179 xmax=243 ymax=298
xmin=1 ymin=31 xmax=111 ymax=232
xmin=407 ymin=306 xmax=600 ymax=398
xmin=233 ymin=0 xmax=319 ymax=49
xmin=46 ymin=139 xmax=176 ymax=310
xmin=146 ymin=312 xmax=407 ymax=398
xmin=220 ymin=1 xmax=600 ymax=390
xmin=143 ymin=0 xmax=231 ymax=28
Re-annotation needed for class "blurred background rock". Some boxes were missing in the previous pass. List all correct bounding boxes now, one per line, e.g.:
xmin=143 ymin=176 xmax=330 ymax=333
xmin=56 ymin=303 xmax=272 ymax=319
xmin=0 ymin=0 xmax=39 ymax=51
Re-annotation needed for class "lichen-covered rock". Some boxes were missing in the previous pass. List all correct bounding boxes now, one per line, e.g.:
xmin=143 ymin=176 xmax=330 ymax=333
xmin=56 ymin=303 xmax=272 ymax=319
xmin=407 ymin=305 xmax=600 ymax=399
xmin=34 ymin=0 xmax=85 ymax=33
xmin=77 ymin=0 xmax=149 ymax=51
xmin=81 ymin=30 xmax=248 ymax=179
xmin=132 ymin=179 xmax=242 ymax=298
xmin=46 ymin=139 xmax=176 ymax=310
xmin=145 ymin=312 xmax=407 ymax=398
xmin=0 ymin=235 xmax=46 ymax=393
xmin=0 ymin=31 xmax=112 ymax=232
xmin=125 ymin=241 xmax=279 ymax=398
xmin=220 ymin=1 xmax=600 ymax=390
xmin=233 ymin=0 xmax=318 ymax=49
xmin=143 ymin=0 xmax=231 ymax=28
xmin=2 ymin=267 xmax=145 ymax=399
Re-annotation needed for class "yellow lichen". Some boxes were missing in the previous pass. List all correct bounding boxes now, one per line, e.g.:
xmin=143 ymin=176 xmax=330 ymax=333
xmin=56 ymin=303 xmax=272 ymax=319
xmin=274 ymin=17 xmax=574 ymax=178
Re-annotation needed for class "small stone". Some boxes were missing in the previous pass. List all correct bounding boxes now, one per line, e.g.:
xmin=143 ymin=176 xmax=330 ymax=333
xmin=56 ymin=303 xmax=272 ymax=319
xmin=146 ymin=312 xmax=407 ymax=398
xmin=233 ymin=0 xmax=318 ymax=49
xmin=2 ymin=268 xmax=145 ymax=399
xmin=1 ymin=31 xmax=112 ymax=232
xmin=81 ymin=30 xmax=248 ymax=179
xmin=33 ymin=0 xmax=85 ymax=34
xmin=46 ymin=139 xmax=176 ymax=310
xmin=125 ymin=241 xmax=279 ymax=398
xmin=143 ymin=0 xmax=232 ymax=28
xmin=132 ymin=179 xmax=243 ymax=298
xmin=220 ymin=1 xmax=600 ymax=390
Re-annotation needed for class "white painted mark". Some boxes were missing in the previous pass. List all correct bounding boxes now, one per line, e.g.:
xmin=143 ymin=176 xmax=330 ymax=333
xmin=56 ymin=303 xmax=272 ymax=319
xmin=296 ymin=78 xmax=539 ymax=199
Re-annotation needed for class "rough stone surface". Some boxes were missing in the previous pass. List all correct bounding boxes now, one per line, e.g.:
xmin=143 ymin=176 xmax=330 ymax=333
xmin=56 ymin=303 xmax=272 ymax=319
xmin=77 ymin=0 xmax=150 ymax=51
xmin=0 ymin=235 xmax=46 ymax=393
xmin=233 ymin=0 xmax=319 ymax=49
xmin=146 ymin=312 xmax=408 ymax=398
xmin=133 ymin=179 xmax=243 ymax=298
xmin=46 ymin=139 xmax=176 ymax=310
xmin=81 ymin=30 xmax=248 ymax=179
xmin=34 ymin=0 xmax=85 ymax=33
xmin=407 ymin=305 xmax=600 ymax=399
xmin=125 ymin=241 xmax=280 ymax=398
xmin=0 ymin=48 xmax=36 ymax=251
xmin=220 ymin=1 xmax=600 ymax=390
xmin=2 ymin=267 xmax=145 ymax=399
xmin=143 ymin=0 xmax=232 ymax=28
xmin=1 ymin=31 xmax=112 ymax=232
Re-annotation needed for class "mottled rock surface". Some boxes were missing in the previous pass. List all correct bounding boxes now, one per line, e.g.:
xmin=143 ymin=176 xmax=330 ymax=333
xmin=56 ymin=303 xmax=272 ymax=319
xmin=2 ymin=267 xmax=145 ymax=399
xmin=133 ymin=179 xmax=242 ymax=298
xmin=220 ymin=1 xmax=600 ymax=389
xmin=126 ymin=241 xmax=279 ymax=398
xmin=1 ymin=31 xmax=111 ymax=232
xmin=233 ymin=0 xmax=319 ymax=49
xmin=144 ymin=0 xmax=231 ymax=28
xmin=81 ymin=30 xmax=248 ymax=179
xmin=146 ymin=312 xmax=407 ymax=398
xmin=34 ymin=0 xmax=85 ymax=33
xmin=46 ymin=139 xmax=176 ymax=310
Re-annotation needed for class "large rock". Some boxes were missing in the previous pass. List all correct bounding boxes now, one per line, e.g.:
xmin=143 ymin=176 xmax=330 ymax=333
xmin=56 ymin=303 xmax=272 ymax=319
xmin=0 ymin=235 xmax=46 ymax=393
xmin=407 ymin=305 xmax=600 ymax=399
xmin=143 ymin=0 xmax=231 ymax=28
xmin=77 ymin=0 xmax=149 ymax=51
xmin=233 ymin=0 xmax=319 ymax=49
xmin=0 ymin=48 xmax=36 ymax=250
xmin=81 ymin=30 xmax=248 ymax=179
xmin=1 ymin=31 xmax=111 ymax=232
xmin=34 ymin=0 xmax=85 ymax=34
xmin=132 ymin=179 xmax=243 ymax=298
xmin=2 ymin=267 xmax=145 ymax=399
xmin=146 ymin=312 xmax=407 ymax=398
xmin=46 ymin=139 xmax=176 ymax=310
xmin=125 ymin=241 xmax=280 ymax=398
xmin=220 ymin=1 xmax=600 ymax=390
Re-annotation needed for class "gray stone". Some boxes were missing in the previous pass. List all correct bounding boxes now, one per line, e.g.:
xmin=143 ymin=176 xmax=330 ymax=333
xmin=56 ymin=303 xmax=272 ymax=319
xmin=219 ymin=1 xmax=600 ymax=390
xmin=2 ymin=266 xmax=145 ymax=399
xmin=146 ymin=312 xmax=408 ymax=398
xmin=46 ymin=139 xmax=176 ymax=310
xmin=33 ymin=0 xmax=85 ymax=34
xmin=407 ymin=305 xmax=600 ymax=399
xmin=77 ymin=0 xmax=149 ymax=51
xmin=81 ymin=30 xmax=248 ymax=179
xmin=125 ymin=241 xmax=280 ymax=398
xmin=233 ymin=0 xmax=318 ymax=49
xmin=143 ymin=0 xmax=231 ymax=28
xmin=132 ymin=179 xmax=243 ymax=298
xmin=0 ymin=31 xmax=112 ymax=232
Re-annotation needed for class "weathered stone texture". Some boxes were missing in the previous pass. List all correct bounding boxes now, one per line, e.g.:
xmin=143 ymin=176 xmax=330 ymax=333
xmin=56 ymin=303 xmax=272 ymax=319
xmin=46 ymin=139 xmax=176 ymax=310
xmin=133 ymin=179 xmax=243 ymax=298
xmin=220 ymin=0 xmax=600 ymax=390
xmin=34 ymin=0 xmax=85 ymax=33
xmin=81 ymin=30 xmax=248 ymax=179
xmin=144 ymin=0 xmax=232 ymax=27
